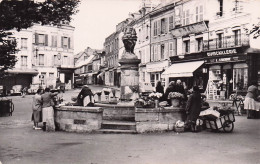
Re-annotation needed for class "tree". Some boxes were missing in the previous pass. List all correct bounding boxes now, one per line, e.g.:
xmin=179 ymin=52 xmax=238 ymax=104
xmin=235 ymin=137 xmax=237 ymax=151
xmin=245 ymin=22 xmax=260 ymax=39
xmin=0 ymin=0 xmax=79 ymax=76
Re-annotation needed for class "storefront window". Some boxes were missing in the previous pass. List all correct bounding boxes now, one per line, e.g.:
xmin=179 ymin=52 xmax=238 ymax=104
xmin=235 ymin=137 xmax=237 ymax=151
xmin=209 ymin=69 xmax=221 ymax=81
xmin=150 ymin=74 xmax=155 ymax=87
xmin=233 ymin=68 xmax=248 ymax=90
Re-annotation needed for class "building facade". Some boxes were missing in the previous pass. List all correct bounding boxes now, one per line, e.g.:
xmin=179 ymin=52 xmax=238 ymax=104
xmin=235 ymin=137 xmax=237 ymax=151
xmin=162 ymin=0 xmax=260 ymax=99
xmin=1 ymin=24 xmax=75 ymax=91
xmin=103 ymin=32 xmax=120 ymax=87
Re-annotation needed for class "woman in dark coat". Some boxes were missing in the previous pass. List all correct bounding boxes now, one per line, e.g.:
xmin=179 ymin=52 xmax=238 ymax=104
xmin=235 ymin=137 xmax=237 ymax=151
xmin=185 ymin=86 xmax=201 ymax=131
xmin=77 ymin=85 xmax=94 ymax=106
xmin=156 ymin=81 xmax=164 ymax=101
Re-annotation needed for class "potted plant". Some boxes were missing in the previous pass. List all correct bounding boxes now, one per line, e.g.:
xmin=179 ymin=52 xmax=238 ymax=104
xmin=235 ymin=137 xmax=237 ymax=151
xmin=168 ymin=92 xmax=184 ymax=107
xmin=149 ymin=92 xmax=163 ymax=108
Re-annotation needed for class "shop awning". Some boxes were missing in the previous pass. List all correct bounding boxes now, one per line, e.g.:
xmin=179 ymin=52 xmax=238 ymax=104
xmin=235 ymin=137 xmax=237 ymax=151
xmin=5 ymin=68 xmax=38 ymax=75
xmin=79 ymin=74 xmax=87 ymax=77
xmin=97 ymin=71 xmax=105 ymax=78
xmin=162 ymin=60 xmax=204 ymax=78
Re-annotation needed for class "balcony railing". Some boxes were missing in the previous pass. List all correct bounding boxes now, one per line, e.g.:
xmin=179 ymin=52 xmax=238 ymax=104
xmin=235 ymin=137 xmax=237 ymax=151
xmin=203 ymin=34 xmax=249 ymax=51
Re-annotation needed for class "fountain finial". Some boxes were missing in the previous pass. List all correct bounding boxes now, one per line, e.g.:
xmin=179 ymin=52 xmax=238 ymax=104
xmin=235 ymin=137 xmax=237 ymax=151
xmin=121 ymin=26 xmax=138 ymax=60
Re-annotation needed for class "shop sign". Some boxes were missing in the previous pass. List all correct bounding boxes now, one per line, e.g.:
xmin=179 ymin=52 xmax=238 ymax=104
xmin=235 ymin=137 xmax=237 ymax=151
xmin=171 ymin=21 xmax=208 ymax=37
xmin=207 ymin=49 xmax=237 ymax=57
xmin=208 ymin=57 xmax=239 ymax=63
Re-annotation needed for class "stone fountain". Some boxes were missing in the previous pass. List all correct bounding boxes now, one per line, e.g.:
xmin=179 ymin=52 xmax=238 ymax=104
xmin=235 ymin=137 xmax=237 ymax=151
xmin=54 ymin=26 xmax=185 ymax=133
xmin=118 ymin=26 xmax=141 ymax=104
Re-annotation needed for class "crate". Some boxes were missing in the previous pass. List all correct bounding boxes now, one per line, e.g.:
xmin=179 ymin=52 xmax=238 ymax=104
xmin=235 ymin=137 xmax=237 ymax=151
xmin=205 ymin=116 xmax=225 ymax=130
xmin=224 ymin=113 xmax=235 ymax=122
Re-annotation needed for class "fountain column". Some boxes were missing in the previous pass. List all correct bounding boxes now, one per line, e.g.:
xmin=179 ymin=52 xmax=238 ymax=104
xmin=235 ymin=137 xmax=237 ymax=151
xmin=118 ymin=26 xmax=141 ymax=103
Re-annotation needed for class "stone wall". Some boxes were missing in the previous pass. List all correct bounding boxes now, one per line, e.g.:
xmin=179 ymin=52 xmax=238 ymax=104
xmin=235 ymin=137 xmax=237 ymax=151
xmin=135 ymin=107 xmax=186 ymax=133
xmin=55 ymin=106 xmax=103 ymax=133
xmin=94 ymin=103 xmax=135 ymax=121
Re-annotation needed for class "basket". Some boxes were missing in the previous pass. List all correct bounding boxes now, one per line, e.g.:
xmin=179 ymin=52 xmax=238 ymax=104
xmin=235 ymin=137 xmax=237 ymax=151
xmin=175 ymin=127 xmax=185 ymax=133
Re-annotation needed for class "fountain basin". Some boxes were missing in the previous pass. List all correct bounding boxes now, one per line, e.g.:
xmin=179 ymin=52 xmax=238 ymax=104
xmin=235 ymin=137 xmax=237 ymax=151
xmin=94 ymin=103 xmax=135 ymax=121
xmin=135 ymin=106 xmax=186 ymax=133
xmin=55 ymin=106 xmax=103 ymax=133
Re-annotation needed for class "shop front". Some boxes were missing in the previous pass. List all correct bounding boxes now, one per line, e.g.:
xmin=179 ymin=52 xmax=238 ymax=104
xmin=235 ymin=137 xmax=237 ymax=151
xmin=146 ymin=60 xmax=169 ymax=88
xmin=57 ymin=67 xmax=75 ymax=89
xmin=204 ymin=47 xmax=249 ymax=99
xmin=1 ymin=68 xmax=38 ymax=92
xmin=162 ymin=60 xmax=206 ymax=91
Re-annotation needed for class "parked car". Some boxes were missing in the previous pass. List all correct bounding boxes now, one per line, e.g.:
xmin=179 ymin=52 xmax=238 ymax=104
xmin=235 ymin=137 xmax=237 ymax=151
xmin=10 ymin=85 xmax=22 ymax=96
xmin=0 ymin=85 xmax=7 ymax=97
xmin=27 ymin=84 xmax=41 ymax=95
xmin=50 ymin=83 xmax=65 ymax=93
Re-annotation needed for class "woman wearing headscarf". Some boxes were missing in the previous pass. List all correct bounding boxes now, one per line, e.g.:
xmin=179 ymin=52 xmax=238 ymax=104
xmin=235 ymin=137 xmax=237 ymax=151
xmin=185 ymin=86 xmax=202 ymax=132
xmin=244 ymin=81 xmax=259 ymax=119
xmin=32 ymin=89 xmax=43 ymax=130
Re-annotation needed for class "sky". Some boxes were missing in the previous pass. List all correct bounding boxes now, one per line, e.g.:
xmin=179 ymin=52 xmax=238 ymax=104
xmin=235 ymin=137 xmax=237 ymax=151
xmin=71 ymin=0 xmax=153 ymax=54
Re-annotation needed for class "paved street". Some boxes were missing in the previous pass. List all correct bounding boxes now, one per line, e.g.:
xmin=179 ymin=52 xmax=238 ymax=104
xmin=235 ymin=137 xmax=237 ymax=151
xmin=0 ymin=85 xmax=260 ymax=164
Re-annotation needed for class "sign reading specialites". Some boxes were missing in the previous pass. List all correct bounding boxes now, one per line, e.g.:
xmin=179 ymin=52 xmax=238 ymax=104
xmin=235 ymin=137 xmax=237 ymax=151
xmin=207 ymin=48 xmax=238 ymax=56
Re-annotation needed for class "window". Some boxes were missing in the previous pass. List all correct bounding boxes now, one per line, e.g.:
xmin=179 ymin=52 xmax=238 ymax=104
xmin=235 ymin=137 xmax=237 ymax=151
xmin=49 ymin=73 xmax=54 ymax=78
xmin=233 ymin=68 xmax=248 ymax=90
xmin=21 ymin=56 xmax=27 ymax=66
xmin=139 ymin=29 xmax=142 ymax=43
xmin=21 ymin=38 xmax=27 ymax=49
xmin=218 ymin=0 xmax=223 ymax=16
xmin=54 ymin=55 xmax=58 ymax=66
xmin=63 ymin=56 xmax=68 ymax=65
xmin=36 ymin=34 xmax=48 ymax=46
xmin=62 ymin=37 xmax=69 ymax=48
xmin=146 ymin=25 xmax=149 ymax=39
xmin=196 ymin=6 xmax=203 ymax=22
xmin=153 ymin=21 xmax=158 ymax=36
xmin=169 ymin=42 xmax=173 ymax=56
xmin=233 ymin=29 xmax=241 ymax=46
xmin=52 ymin=36 xmax=57 ymax=47
xmin=161 ymin=44 xmax=165 ymax=59
xmin=150 ymin=74 xmax=155 ymax=87
xmin=183 ymin=10 xmax=190 ymax=25
xmin=154 ymin=45 xmax=158 ymax=61
xmin=169 ymin=16 xmax=174 ymax=31
xmin=39 ymin=54 xmax=44 ymax=66
xmin=161 ymin=18 xmax=166 ymax=34
xmin=186 ymin=10 xmax=190 ymax=25
xmin=38 ymin=34 xmax=45 ymax=45
xmin=217 ymin=33 xmax=224 ymax=48
xmin=196 ymin=38 xmax=203 ymax=52
xmin=183 ymin=40 xmax=190 ymax=53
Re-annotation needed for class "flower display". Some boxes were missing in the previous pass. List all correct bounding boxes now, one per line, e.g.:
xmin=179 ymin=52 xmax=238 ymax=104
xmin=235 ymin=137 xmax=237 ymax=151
xmin=134 ymin=97 xmax=155 ymax=108
xmin=149 ymin=92 xmax=163 ymax=99
xmin=168 ymin=92 xmax=184 ymax=100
